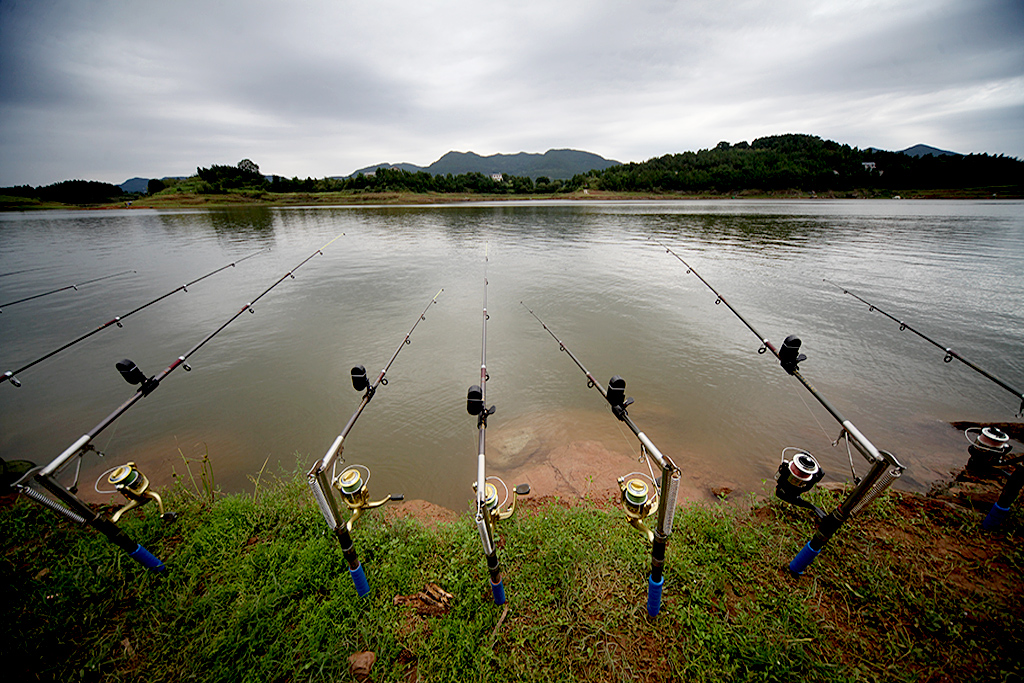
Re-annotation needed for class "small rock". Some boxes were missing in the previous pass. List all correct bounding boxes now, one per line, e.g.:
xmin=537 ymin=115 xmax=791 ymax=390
xmin=348 ymin=651 xmax=376 ymax=682
xmin=711 ymin=487 xmax=733 ymax=499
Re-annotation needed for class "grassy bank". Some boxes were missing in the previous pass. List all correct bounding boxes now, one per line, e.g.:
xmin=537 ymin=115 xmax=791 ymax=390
xmin=2 ymin=473 xmax=1022 ymax=682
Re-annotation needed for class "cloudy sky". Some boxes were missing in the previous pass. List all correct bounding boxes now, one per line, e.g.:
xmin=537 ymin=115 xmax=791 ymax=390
xmin=1 ymin=0 xmax=1021 ymax=187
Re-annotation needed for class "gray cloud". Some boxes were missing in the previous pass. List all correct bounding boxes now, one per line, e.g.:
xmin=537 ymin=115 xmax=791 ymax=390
xmin=1 ymin=0 xmax=1021 ymax=186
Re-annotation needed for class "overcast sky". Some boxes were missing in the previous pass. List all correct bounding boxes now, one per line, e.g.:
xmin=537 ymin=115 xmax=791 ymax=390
xmin=1 ymin=0 xmax=1021 ymax=186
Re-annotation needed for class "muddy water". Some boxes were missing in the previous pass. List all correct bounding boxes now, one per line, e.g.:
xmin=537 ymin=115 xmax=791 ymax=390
xmin=1 ymin=200 xmax=1022 ymax=510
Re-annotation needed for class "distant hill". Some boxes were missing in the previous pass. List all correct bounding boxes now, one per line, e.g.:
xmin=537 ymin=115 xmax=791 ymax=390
xmin=349 ymin=149 xmax=620 ymax=180
xmin=898 ymin=144 xmax=961 ymax=158
xmin=342 ymin=162 xmax=423 ymax=178
xmin=119 ymin=177 xmax=150 ymax=193
xmin=119 ymin=176 xmax=186 ymax=193
xmin=586 ymin=134 xmax=1023 ymax=194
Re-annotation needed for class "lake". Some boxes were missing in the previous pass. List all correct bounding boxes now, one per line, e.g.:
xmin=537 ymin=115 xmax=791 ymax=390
xmin=1 ymin=200 xmax=1022 ymax=511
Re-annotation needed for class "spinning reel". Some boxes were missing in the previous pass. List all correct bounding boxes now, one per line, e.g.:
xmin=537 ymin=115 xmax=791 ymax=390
xmin=775 ymin=448 xmax=826 ymax=518
xmin=965 ymin=426 xmax=1014 ymax=472
xmin=106 ymin=462 xmax=176 ymax=523
xmin=617 ymin=475 xmax=659 ymax=543
xmin=333 ymin=465 xmax=403 ymax=532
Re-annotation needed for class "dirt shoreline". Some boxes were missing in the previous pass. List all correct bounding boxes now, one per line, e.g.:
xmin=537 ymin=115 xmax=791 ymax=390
xmin=390 ymin=420 xmax=1022 ymax=527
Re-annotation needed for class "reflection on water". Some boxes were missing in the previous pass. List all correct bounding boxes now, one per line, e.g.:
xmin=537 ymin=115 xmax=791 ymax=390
xmin=1 ymin=200 xmax=1022 ymax=511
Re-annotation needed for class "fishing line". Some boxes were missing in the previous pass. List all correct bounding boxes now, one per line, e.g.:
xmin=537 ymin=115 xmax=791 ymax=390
xmin=789 ymin=379 xmax=860 ymax=481
xmin=16 ymin=235 xmax=342 ymax=573
xmin=1 ymin=269 xmax=136 ymax=311
xmin=654 ymin=239 xmax=904 ymax=575
xmin=306 ymin=285 xmax=440 ymax=598
xmin=521 ymin=300 xmax=680 ymax=619
xmin=0 ymin=266 xmax=47 ymax=278
xmin=2 ymin=248 xmax=268 ymax=387
xmin=824 ymin=278 xmax=1024 ymax=416
xmin=466 ymin=249 xmax=529 ymax=607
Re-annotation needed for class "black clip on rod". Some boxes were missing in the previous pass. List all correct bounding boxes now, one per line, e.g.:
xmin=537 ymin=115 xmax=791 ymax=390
xmin=655 ymin=241 xmax=904 ymax=575
xmin=2 ymin=248 xmax=268 ymax=387
xmin=521 ymin=302 xmax=680 ymax=618
xmin=17 ymin=236 xmax=341 ymax=573
xmin=824 ymin=278 xmax=1024 ymax=417
xmin=307 ymin=288 xmax=442 ymax=597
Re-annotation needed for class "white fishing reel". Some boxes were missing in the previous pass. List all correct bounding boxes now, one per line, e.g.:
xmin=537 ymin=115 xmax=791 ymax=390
xmin=965 ymin=426 xmax=1014 ymax=471
xmin=775 ymin=448 xmax=826 ymax=518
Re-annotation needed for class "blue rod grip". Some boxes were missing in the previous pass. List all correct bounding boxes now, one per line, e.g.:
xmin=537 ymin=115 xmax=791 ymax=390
xmin=789 ymin=541 xmax=821 ymax=575
xmin=647 ymin=574 xmax=664 ymax=619
xmin=128 ymin=543 xmax=167 ymax=573
xmin=490 ymin=578 xmax=506 ymax=606
xmin=983 ymin=502 xmax=1010 ymax=530
xmin=350 ymin=563 xmax=370 ymax=597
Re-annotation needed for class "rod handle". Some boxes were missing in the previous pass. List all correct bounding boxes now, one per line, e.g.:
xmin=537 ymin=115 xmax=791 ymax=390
xmin=350 ymin=563 xmax=371 ymax=597
xmin=128 ymin=543 xmax=168 ymax=573
xmin=788 ymin=540 xmax=821 ymax=575
xmin=490 ymin=578 xmax=506 ymax=605
xmin=646 ymin=574 xmax=664 ymax=619
xmin=982 ymin=502 xmax=1010 ymax=530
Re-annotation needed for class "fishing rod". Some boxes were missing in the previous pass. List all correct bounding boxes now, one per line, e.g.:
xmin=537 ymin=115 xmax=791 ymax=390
xmin=0 ymin=266 xmax=47 ymax=278
xmin=521 ymin=303 xmax=680 ymax=619
xmin=468 ymin=253 xmax=529 ymax=606
xmin=12 ymin=235 xmax=342 ymax=573
xmin=824 ymin=279 xmax=1024 ymax=416
xmin=307 ymin=288 xmax=442 ymax=597
xmin=2 ymin=249 xmax=266 ymax=387
xmin=655 ymin=241 xmax=904 ymax=575
xmin=1 ymin=269 xmax=136 ymax=312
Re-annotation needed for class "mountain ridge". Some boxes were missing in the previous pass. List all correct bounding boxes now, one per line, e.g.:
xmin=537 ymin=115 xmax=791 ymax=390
xmin=348 ymin=148 xmax=621 ymax=180
xmin=898 ymin=143 xmax=960 ymax=157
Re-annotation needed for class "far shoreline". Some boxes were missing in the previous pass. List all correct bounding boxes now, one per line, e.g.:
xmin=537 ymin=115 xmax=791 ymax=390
xmin=3 ymin=186 xmax=1020 ymax=212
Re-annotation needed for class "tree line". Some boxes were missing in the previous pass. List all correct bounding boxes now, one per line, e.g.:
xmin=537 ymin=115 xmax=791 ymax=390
xmin=0 ymin=180 xmax=123 ymax=204
xmin=584 ymin=135 xmax=1023 ymax=193
xmin=3 ymin=136 xmax=1022 ymax=205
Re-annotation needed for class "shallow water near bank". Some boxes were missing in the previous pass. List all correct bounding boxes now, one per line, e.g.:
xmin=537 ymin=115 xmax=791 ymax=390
xmin=1 ymin=200 xmax=1022 ymax=510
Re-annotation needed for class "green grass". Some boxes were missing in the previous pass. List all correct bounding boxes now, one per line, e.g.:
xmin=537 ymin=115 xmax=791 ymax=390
xmin=2 ymin=476 xmax=1022 ymax=682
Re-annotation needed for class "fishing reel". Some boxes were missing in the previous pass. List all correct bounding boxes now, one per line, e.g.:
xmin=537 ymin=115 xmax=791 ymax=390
xmin=474 ymin=477 xmax=530 ymax=536
xmin=965 ymin=427 xmax=1015 ymax=473
xmin=617 ymin=475 xmax=659 ymax=542
xmin=333 ymin=465 xmax=403 ymax=532
xmin=106 ymin=462 xmax=175 ymax=523
xmin=775 ymin=449 xmax=826 ymax=518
